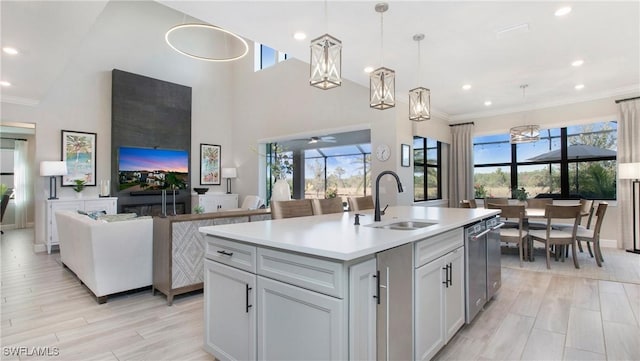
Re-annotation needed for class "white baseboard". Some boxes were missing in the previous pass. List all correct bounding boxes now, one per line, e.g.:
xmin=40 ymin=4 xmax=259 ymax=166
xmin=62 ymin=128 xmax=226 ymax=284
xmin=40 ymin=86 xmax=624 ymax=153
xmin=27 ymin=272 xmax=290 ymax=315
xmin=33 ymin=243 xmax=46 ymax=253
xmin=600 ymin=238 xmax=617 ymax=248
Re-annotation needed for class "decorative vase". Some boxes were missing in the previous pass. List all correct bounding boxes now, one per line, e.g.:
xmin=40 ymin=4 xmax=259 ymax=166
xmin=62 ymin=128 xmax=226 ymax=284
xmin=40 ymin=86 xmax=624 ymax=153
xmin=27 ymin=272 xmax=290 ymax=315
xmin=271 ymin=179 xmax=291 ymax=202
xmin=75 ymin=192 xmax=83 ymax=199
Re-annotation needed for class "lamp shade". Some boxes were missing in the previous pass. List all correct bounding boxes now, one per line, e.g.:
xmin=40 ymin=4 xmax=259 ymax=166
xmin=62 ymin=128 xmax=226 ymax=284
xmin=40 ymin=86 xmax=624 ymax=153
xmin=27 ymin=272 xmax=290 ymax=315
xmin=40 ymin=161 xmax=68 ymax=176
xmin=619 ymin=162 xmax=640 ymax=180
xmin=221 ymin=168 xmax=237 ymax=179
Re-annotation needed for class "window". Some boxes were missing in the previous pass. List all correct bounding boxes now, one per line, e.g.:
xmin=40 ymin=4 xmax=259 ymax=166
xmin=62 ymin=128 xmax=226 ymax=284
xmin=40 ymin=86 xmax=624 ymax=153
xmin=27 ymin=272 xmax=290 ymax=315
xmin=266 ymin=142 xmax=371 ymax=205
xmin=413 ymin=137 xmax=442 ymax=201
xmin=254 ymin=43 xmax=289 ymax=71
xmin=473 ymin=121 xmax=617 ymax=199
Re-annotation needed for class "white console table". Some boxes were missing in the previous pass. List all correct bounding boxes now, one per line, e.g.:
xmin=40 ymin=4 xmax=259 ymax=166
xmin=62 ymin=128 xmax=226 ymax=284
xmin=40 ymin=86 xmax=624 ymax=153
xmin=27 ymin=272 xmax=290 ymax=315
xmin=45 ymin=197 xmax=117 ymax=254
xmin=191 ymin=193 xmax=238 ymax=213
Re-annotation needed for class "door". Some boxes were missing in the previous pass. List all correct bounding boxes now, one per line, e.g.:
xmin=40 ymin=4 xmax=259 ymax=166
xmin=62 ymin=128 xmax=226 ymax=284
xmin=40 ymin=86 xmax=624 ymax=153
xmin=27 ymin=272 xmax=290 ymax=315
xmin=217 ymin=194 xmax=238 ymax=210
xmin=349 ymin=258 xmax=377 ymax=361
xmin=257 ymin=275 xmax=345 ymax=361
xmin=48 ymin=200 xmax=83 ymax=253
xmin=204 ymin=259 xmax=256 ymax=361
xmin=414 ymin=257 xmax=445 ymax=361
xmin=444 ymin=247 xmax=465 ymax=342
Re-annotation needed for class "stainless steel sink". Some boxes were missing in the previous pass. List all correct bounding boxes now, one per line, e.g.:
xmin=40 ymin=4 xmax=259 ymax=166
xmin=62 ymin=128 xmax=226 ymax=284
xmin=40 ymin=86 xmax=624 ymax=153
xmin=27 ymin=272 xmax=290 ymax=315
xmin=371 ymin=220 xmax=437 ymax=231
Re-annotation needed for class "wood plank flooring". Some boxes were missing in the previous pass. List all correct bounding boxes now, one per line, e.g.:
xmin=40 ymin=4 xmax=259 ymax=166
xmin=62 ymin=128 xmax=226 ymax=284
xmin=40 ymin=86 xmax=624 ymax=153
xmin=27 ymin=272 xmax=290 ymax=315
xmin=2 ymin=228 xmax=639 ymax=360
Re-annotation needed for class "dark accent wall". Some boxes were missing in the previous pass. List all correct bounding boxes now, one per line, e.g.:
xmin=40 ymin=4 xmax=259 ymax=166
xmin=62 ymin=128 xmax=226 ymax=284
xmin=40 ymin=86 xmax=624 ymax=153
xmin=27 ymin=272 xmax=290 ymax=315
xmin=111 ymin=69 xmax=192 ymax=215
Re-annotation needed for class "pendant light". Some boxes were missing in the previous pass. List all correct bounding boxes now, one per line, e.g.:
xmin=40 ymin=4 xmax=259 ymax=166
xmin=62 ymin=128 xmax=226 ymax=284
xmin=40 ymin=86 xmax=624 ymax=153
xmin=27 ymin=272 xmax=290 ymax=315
xmin=310 ymin=0 xmax=342 ymax=89
xmin=409 ymin=33 xmax=430 ymax=121
xmin=510 ymin=84 xmax=540 ymax=144
xmin=370 ymin=2 xmax=395 ymax=110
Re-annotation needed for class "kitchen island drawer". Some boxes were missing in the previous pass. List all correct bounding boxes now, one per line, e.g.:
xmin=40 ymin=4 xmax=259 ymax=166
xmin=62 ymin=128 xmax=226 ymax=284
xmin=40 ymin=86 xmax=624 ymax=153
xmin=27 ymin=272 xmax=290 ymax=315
xmin=257 ymin=248 xmax=344 ymax=298
xmin=414 ymin=228 xmax=463 ymax=268
xmin=205 ymin=236 xmax=256 ymax=273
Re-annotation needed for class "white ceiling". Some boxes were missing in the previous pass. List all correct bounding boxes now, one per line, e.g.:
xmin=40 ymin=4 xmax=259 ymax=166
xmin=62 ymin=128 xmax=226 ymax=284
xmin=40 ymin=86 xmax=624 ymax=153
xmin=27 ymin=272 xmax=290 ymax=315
xmin=1 ymin=1 xmax=639 ymax=121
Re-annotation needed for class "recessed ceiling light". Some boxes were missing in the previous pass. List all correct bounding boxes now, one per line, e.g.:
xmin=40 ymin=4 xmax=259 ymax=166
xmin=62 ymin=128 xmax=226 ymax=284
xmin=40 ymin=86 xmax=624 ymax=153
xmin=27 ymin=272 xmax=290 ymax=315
xmin=462 ymin=84 xmax=472 ymax=90
xmin=571 ymin=59 xmax=584 ymax=67
xmin=555 ymin=6 xmax=572 ymax=17
xmin=364 ymin=66 xmax=374 ymax=73
xmin=484 ymin=101 xmax=492 ymax=106
xmin=293 ymin=32 xmax=307 ymax=40
xmin=0 ymin=81 xmax=12 ymax=87
xmin=575 ymin=84 xmax=585 ymax=90
xmin=2 ymin=47 xmax=18 ymax=55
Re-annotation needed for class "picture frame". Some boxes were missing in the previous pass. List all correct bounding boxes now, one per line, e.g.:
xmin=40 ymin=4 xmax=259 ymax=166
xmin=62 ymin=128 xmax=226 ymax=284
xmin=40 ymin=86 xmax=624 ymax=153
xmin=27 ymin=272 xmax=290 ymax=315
xmin=401 ymin=143 xmax=411 ymax=167
xmin=200 ymin=143 xmax=221 ymax=185
xmin=61 ymin=130 xmax=97 ymax=186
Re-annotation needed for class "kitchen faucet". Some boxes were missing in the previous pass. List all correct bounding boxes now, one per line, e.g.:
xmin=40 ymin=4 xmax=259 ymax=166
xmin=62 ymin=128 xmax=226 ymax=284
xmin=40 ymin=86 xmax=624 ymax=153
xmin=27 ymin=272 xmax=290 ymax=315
xmin=374 ymin=170 xmax=404 ymax=222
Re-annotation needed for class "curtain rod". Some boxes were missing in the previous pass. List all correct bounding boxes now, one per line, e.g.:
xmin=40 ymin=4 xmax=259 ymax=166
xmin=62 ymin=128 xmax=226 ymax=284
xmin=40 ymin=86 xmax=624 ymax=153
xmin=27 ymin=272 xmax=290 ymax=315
xmin=615 ymin=96 xmax=640 ymax=104
xmin=449 ymin=122 xmax=474 ymax=127
xmin=1 ymin=137 xmax=27 ymax=141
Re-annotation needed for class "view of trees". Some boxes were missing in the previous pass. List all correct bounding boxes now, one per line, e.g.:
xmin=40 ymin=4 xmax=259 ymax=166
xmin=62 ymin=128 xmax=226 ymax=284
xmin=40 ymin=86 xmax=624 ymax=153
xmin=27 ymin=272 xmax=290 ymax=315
xmin=304 ymin=154 xmax=371 ymax=199
xmin=473 ymin=122 xmax=617 ymax=199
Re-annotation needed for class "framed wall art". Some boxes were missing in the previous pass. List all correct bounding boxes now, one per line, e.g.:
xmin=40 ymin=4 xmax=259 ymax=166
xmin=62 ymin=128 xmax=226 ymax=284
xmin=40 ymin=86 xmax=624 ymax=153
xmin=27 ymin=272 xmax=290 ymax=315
xmin=401 ymin=143 xmax=411 ymax=167
xmin=200 ymin=143 xmax=221 ymax=185
xmin=61 ymin=130 xmax=97 ymax=186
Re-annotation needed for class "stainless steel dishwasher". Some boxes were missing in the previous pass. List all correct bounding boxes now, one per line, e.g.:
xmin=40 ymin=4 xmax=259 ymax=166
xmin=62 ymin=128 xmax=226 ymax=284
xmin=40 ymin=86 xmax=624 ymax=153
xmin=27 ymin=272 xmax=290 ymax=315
xmin=464 ymin=220 xmax=488 ymax=323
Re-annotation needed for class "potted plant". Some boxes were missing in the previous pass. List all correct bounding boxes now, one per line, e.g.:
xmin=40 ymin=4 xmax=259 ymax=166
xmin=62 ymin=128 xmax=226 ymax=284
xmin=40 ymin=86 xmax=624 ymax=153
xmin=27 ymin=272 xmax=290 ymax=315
xmin=512 ymin=186 xmax=528 ymax=202
xmin=73 ymin=179 xmax=86 ymax=198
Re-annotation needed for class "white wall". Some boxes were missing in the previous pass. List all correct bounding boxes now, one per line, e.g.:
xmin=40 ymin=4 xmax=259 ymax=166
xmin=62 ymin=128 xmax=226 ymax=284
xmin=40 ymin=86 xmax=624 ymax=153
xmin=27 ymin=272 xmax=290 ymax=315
xmin=1 ymin=1 xmax=235 ymax=250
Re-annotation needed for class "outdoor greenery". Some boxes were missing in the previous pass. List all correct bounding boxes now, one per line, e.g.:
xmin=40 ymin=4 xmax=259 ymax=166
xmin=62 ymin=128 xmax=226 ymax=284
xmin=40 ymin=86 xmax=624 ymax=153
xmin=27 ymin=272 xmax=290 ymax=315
xmin=473 ymin=122 xmax=617 ymax=199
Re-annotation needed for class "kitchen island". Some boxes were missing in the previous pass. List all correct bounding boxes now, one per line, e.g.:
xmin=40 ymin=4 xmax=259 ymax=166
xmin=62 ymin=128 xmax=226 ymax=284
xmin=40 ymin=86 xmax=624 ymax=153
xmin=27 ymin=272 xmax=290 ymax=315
xmin=199 ymin=206 xmax=500 ymax=361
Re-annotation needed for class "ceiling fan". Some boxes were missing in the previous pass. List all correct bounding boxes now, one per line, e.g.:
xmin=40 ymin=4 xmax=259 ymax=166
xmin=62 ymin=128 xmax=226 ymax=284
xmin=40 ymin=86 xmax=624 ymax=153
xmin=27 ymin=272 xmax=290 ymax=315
xmin=292 ymin=136 xmax=337 ymax=144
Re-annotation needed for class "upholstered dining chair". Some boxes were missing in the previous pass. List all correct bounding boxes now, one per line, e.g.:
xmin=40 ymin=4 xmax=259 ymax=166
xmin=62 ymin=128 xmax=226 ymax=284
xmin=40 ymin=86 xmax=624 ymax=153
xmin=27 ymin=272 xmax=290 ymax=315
xmin=460 ymin=199 xmax=477 ymax=208
xmin=489 ymin=204 xmax=528 ymax=267
xmin=551 ymin=199 xmax=595 ymax=252
xmin=312 ymin=198 xmax=344 ymax=215
xmin=529 ymin=204 xmax=582 ymax=269
xmin=270 ymin=199 xmax=314 ymax=220
xmin=348 ymin=196 xmax=374 ymax=212
xmin=557 ymin=202 xmax=608 ymax=266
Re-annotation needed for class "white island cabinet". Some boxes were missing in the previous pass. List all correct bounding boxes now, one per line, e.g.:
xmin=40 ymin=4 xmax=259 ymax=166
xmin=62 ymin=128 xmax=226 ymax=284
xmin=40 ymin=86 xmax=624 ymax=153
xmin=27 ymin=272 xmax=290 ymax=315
xmin=200 ymin=206 xmax=500 ymax=361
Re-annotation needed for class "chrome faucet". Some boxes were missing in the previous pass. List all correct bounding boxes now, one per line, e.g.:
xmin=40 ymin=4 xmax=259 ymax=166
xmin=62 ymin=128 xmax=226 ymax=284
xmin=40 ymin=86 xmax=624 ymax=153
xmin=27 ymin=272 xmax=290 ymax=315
xmin=374 ymin=170 xmax=404 ymax=222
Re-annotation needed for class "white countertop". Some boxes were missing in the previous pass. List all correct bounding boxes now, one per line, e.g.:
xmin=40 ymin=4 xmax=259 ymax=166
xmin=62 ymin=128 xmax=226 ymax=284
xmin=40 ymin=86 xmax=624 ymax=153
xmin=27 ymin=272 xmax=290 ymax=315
xmin=199 ymin=206 xmax=500 ymax=261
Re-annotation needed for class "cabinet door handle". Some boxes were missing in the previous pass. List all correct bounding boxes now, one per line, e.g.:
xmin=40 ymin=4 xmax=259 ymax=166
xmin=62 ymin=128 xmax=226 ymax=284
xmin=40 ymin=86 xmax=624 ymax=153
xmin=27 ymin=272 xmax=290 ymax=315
xmin=448 ymin=263 xmax=453 ymax=287
xmin=217 ymin=250 xmax=234 ymax=257
xmin=246 ymin=284 xmax=252 ymax=313
xmin=442 ymin=265 xmax=448 ymax=287
xmin=373 ymin=270 xmax=380 ymax=304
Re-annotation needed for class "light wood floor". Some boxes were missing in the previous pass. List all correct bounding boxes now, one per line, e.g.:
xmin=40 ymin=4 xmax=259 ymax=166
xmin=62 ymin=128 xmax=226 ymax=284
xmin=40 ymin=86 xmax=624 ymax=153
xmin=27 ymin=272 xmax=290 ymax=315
xmin=2 ymin=228 xmax=639 ymax=361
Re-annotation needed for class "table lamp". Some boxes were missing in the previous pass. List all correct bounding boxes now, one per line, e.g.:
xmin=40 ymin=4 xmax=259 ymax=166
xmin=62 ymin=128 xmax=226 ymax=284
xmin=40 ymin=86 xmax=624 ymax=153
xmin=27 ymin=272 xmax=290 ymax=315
xmin=619 ymin=162 xmax=640 ymax=254
xmin=222 ymin=168 xmax=237 ymax=194
xmin=40 ymin=161 xmax=68 ymax=200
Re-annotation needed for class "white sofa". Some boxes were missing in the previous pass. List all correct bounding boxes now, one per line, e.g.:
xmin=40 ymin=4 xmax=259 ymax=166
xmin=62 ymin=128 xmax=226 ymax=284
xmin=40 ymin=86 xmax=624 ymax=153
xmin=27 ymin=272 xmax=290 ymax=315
xmin=55 ymin=210 xmax=153 ymax=303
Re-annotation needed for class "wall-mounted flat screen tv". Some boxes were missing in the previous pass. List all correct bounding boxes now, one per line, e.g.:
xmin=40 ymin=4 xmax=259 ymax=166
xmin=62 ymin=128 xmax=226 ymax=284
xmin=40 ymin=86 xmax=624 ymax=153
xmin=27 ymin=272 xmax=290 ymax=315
xmin=118 ymin=146 xmax=189 ymax=191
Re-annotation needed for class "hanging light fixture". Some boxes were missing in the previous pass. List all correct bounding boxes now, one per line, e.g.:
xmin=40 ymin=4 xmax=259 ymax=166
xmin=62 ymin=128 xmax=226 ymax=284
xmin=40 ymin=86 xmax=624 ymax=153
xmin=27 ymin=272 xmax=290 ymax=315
xmin=510 ymin=84 xmax=540 ymax=144
xmin=370 ymin=2 xmax=395 ymax=110
xmin=310 ymin=1 xmax=342 ymax=89
xmin=409 ymin=33 xmax=430 ymax=121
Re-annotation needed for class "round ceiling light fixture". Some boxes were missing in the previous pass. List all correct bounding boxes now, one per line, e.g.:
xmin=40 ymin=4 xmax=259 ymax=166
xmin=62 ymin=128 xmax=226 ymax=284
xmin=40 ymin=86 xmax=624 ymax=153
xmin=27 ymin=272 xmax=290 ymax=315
xmin=165 ymin=23 xmax=249 ymax=62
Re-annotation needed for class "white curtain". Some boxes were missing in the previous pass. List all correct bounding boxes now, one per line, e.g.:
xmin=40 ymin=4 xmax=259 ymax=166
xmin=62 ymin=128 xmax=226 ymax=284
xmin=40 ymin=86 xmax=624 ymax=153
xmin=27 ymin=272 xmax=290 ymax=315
xmin=13 ymin=139 xmax=28 ymax=228
xmin=448 ymin=123 xmax=475 ymax=208
xmin=618 ymin=99 xmax=640 ymax=249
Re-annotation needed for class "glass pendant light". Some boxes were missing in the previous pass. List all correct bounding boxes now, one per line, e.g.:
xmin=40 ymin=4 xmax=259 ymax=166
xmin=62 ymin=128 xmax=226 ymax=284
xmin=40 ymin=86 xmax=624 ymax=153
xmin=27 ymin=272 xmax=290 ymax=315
xmin=370 ymin=2 xmax=395 ymax=110
xmin=409 ymin=33 xmax=430 ymax=121
xmin=310 ymin=0 xmax=342 ymax=89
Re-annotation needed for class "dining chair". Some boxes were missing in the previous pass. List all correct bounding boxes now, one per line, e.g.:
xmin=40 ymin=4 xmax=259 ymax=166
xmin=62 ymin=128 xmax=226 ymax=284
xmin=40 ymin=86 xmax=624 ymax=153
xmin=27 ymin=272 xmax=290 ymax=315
xmin=312 ymin=198 xmax=344 ymax=215
xmin=525 ymin=198 xmax=553 ymax=230
xmin=348 ymin=196 xmax=374 ymax=211
xmin=460 ymin=199 xmax=477 ymax=208
xmin=270 ymin=199 xmax=314 ymax=220
xmin=529 ymin=204 xmax=582 ymax=269
xmin=557 ymin=202 xmax=608 ymax=266
xmin=483 ymin=197 xmax=508 ymax=209
xmin=489 ymin=204 xmax=528 ymax=267
xmin=551 ymin=199 xmax=595 ymax=252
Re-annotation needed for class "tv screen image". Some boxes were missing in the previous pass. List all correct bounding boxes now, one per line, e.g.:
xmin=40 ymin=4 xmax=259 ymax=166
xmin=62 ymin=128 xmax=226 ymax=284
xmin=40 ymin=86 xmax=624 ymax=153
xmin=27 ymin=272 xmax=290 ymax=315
xmin=118 ymin=146 xmax=189 ymax=191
